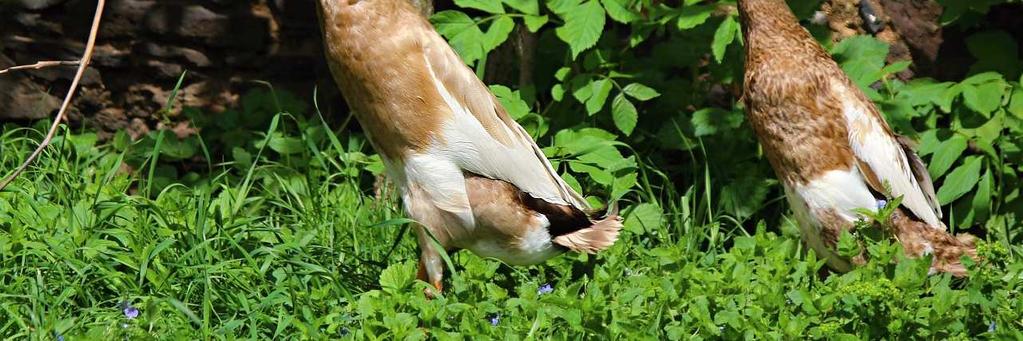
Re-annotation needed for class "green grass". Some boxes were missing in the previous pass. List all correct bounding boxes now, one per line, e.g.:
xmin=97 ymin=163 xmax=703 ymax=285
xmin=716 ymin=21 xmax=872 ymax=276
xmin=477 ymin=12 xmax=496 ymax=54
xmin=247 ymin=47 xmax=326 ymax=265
xmin=0 ymin=98 xmax=1020 ymax=339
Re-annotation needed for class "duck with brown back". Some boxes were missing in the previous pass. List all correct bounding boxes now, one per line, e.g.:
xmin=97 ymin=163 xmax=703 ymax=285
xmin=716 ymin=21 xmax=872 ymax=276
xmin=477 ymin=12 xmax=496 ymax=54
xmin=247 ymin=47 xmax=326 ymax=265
xmin=738 ymin=0 xmax=976 ymax=275
xmin=315 ymin=0 xmax=622 ymax=294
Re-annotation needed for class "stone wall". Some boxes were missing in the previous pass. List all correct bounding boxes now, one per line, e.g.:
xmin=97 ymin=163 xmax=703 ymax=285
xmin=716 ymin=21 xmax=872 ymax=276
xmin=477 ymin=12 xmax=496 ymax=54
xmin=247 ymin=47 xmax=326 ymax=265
xmin=0 ymin=0 xmax=331 ymax=139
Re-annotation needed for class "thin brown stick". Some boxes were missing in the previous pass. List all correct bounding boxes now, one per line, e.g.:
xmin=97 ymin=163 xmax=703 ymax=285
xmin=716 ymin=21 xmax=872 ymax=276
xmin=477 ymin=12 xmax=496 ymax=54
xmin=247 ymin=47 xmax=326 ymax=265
xmin=0 ymin=0 xmax=106 ymax=191
xmin=0 ymin=60 xmax=80 ymax=75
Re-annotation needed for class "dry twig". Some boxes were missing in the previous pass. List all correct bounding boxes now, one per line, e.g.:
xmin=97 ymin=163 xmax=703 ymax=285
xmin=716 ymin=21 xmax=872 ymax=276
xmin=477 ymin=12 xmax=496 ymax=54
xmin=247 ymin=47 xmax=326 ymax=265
xmin=0 ymin=60 xmax=80 ymax=75
xmin=0 ymin=0 xmax=106 ymax=191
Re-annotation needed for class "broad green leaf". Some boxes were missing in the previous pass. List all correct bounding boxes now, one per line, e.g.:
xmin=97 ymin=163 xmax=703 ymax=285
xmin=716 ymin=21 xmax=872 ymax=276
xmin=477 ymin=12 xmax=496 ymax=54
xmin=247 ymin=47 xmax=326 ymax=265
xmin=601 ymin=0 xmax=639 ymax=24
xmin=711 ymin=16 xmax=738 ymax=63
xmin=927 ymin=134 xmax=968 ymax=178
xmin=937 ymin=156 xmax=983 ymax=205
xmin=523 ymin=15 xmax=549 ymax=32
xmin=482 ymin=16 xmax=515 ymax=52
xmin=832 ymin=35 xmax=889 ymax=88
xmin=612 ymin=93 xmax=638 ymax=135
xmin=624 ymin=203 xmax=663 ymax=234
xmin=676 ymin=5 xmax=714 ymax=30
xmin=455 ymin=0 xmax=505 ymax=13
xmin=503 ymin=0 xmax=538 ymax=14
xmin=961 ymin=73 xmax=1007 ymax=117
xmin=379 ymin=261 xmax=416 ymax=294
xmin=966 ymin=30 xmax=1021 ymax=78
xmin=972 ymin=168 xmax=992 ymax=223
xmin=490 ymin=85 xmax=532 ymax=120
xmin=554 ymin=1 xmax=607 ymax=59
xmin=1009 ymin=86 xmax=1023 ymax=119
xmin=623 ymin=83 xmax=661 ymax=101
xmin=432 ymin=10 xmax=485 ymax=64
xmin=585 ymin=78 xmax=614 ymax=115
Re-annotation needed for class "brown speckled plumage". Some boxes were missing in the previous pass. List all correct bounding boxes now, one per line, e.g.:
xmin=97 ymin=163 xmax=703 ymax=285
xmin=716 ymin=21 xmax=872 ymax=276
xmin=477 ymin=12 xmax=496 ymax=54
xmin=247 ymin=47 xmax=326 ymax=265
xmin=739 ymin=0 xmax=976 ymax=276
xmin=317 ymin=0 xmax=621 ymax=293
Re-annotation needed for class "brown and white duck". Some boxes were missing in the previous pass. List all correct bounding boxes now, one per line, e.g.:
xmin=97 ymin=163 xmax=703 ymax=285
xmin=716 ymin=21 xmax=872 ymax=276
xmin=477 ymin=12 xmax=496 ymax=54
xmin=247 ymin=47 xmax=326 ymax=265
xmin=316 ymin=0 xmax=622 ymax=292
xmin=738 ymin=0 xmax=976 ymax=275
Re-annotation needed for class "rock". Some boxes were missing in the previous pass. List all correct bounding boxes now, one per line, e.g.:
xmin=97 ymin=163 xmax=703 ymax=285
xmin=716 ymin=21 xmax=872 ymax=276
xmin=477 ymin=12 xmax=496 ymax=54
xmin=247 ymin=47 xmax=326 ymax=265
xmin=140 ymin=43 xmax=212 ymax=67
xmin=144 ymin=4 xmax=270 ymax=50
xmin=145 ymin=60 xmax=184 ymax=80
xmin=15 ymin=0 xmax=64 ymax=10
xmin=0 ymin=54 xmax=61 ymax=120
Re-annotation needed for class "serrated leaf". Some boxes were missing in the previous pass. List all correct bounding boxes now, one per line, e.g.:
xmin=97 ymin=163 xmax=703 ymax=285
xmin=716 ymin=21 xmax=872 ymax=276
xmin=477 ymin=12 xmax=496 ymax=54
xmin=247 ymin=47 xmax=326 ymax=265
xmin=612 ymin=93 xmax=638 ymax=135
xmin=711 ymin=16 xmax=738 ymax=63
xmin=928 ymin=135 xmax=968 ymax=178
xmin=601 ymin=0 xmax=639 ymax=24
xmin=455 ymin=0 xmax=505 ymax=14
xmin=483 ymin=16 xmax=515 ymax=52
xmin=432 ymin=10 xmax=486 ymax=64
xmin=1009 ymin=87 xmax=1023 ymax=119
xmin=832 ymin=35 xmax=889 ymax=88
xmin=524 ymin=14 xmax=549 ymax=32
xmin=554 ymin=0 xmax=606 ymax=59
xmin=623 ymin=83 xmax=661 ymax=101
xmin=585 ymin=78 xmax=614 ymax=115
xmin=624 ymin=203 xmax=663 ymax=234
xmin=972 ymin=168 xmax=992 ymax=223
xmin=937 ymin=156 xmax=983 ymax=205
xmin=676 ymin=5 xmax=714 ymax=30
xmin=961 ymin=74 xmax=1007 ymax=117
xmin=503 ymin=0 xmax=538 ymax=14
xmin=490 ymin=85 xmax=532 ymax=120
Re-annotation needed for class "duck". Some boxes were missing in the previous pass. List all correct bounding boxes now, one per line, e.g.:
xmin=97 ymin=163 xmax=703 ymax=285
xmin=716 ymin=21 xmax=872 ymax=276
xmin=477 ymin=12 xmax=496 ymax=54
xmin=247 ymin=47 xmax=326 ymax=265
xmin=738 ymin=0 xmax=976 ymax=275
xmin=315 ymin=0 xmax=622 ymax=293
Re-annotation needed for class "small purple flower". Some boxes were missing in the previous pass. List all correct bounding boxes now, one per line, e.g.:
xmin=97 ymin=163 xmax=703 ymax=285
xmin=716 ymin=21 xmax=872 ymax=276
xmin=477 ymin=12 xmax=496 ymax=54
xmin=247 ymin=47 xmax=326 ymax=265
xmin=340 ymin=327 xmax=350 ymax=336
xmin=54 ymin=332 xmax=64 ymax=341
xmin=121 ymin=302 xmax=139 ymax=320
xmin=538 ymin=283 xmax=554 ymax=295
xmin=876 ymin=199 xmax=888 ymax=210
xmin=488 ymin=314 xmax=500 ymax=326
xmin=988 ymin=322 xmax=997 ymax=333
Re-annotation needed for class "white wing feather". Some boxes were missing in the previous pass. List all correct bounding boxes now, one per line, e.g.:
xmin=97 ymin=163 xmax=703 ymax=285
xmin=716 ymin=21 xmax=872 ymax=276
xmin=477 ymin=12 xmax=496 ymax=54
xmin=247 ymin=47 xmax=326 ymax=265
xmin=834 ymin=79 xmax=944 ymax=229
xmin=417 ymin=29 xmax=590 ymax=212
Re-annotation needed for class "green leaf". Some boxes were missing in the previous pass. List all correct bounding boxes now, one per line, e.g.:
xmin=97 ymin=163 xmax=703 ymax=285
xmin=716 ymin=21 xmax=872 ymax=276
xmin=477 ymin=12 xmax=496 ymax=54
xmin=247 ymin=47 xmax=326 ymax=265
xmin=936 ymin=156 xmax=983 ymax=205
xmin=612 ymin=93 xmax=638 ymax=135
xmin=691 ymin=108 xmax=743 ymax=136
xmin=432 ymin=10 xmax=486 ymax=64
xmin=927 ymin=134 xmax=968 ymax=178
xmin=1008 ymin=86 xmax=1023 ymax=119
xmin=554 ymin=0 xmax=606 ymax=59
xmin=482 ymin=16 xmax=515 ymax=52
xmin=624 ymin=203 xmax=663 ymax=234
xmin=455 ymin=0 xmax=505 ymax=14
xmin=490 ymin=85 xmax=532 ymax=120
xmin=523 ymin=15 xmax=549 ymax=32
xmin=711 ymin=16 xmax=738 ymax=63
xmin=584 ymin=78 xmax=614 ymax=115
xmin=676 ymin=5 xmax=714 ymax=30
xmin=601 ymin=0 xmax=639 ymax=24
xmin=972 ymin=168 xmax=992 ymax=222
xmin=831 ymin=35 xmax=889 ymax=88
xmin=966 ymin=30 xmax=1021 ymax=78
xmin=961 ymin=73 xmax=1007 ymax=117
xmin=379 ymin=261 xmax=416 ymax=294
xmin=623 ymin=83 xmax=661 ymax=101
xmin=503 ymin=0 xmax=539 ymax=14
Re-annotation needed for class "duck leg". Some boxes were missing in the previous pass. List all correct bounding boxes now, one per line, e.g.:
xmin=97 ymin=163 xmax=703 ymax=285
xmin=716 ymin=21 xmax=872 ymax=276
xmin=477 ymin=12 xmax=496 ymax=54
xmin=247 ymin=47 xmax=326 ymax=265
xmin=414 ymin=224 xmax=445 ymax=294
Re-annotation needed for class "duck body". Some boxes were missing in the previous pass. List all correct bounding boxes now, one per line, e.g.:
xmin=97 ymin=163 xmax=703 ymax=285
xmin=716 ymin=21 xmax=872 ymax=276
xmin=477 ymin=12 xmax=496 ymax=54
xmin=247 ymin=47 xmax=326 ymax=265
xmin=738 ymin=0 xmax=975 ymax=275
xmin=317 ymin=0 xmax=621 ymax=291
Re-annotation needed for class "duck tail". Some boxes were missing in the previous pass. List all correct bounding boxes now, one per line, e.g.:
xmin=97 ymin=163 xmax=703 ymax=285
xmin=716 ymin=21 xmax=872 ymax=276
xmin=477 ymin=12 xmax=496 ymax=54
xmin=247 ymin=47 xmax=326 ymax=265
xmin=890 ymin=208 xmax=978 ymax=277
xmin=552 ymin=210 xmax=623 ymax=254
